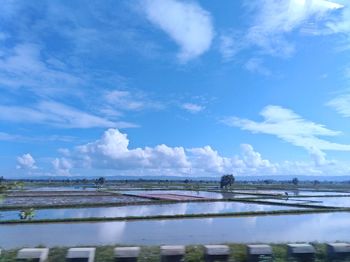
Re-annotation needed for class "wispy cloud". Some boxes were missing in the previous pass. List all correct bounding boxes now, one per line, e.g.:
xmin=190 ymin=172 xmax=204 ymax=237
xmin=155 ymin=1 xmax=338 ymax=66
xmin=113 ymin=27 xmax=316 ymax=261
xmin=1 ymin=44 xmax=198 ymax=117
xmin=181 ymin=103 xmax=205 ymax=113
xmin=104 ymin=90 xmax=163 ymax=112
xmin=327 ymin=92 xmax=350 ymax=117
xmin=141 ymin=0 xmax=214 ymax=62
xmin=0 ymin=44 xmax=82 ymax=95
xmin=223 ymin=105 xmax=350 ymax=156
xmin=0 ymin=131 xmax=76 ymax=143
xmin=244 ymin=58 xmax=271 ymax=76
xmin=245 ymin=0 xmax=343 ymax=56
xmin=0 ymin=101 xmax=137 ymax=129
xmin=220 ymin=0 xmax=345 ymax=60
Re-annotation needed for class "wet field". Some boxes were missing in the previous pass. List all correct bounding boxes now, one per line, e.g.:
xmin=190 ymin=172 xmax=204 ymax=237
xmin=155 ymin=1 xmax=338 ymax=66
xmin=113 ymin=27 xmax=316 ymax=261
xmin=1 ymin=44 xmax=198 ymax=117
xmin=2 ymin=182 xmax=350 ymax=249
xmin=0 ymin=201 xmax=307 ymax=221
xmin=1 ymin=212 xmax=350 ymax=248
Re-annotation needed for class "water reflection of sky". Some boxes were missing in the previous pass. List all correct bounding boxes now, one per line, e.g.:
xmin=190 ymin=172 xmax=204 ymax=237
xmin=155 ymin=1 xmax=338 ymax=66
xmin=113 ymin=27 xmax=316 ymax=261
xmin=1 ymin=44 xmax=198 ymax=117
xmin=0 ymin=201 xmax=304 ymax=221
xmin=261 ymin=197 xmax=350 ymax=207
xmin=118 ymin=190 xmax=256 ymax=199
xmin=233 ymin=190 xmax=350 ymax=196
xmin=1 ymin=213 xmax=350 ymax=248
xmin=24 ymin=186 xmax=96 ymax=191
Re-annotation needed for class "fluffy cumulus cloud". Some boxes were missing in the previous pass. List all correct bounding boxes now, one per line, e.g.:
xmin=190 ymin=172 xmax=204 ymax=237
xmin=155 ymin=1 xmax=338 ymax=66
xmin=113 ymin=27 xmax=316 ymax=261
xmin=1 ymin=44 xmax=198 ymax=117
xmin=53 ymin=128 xmax=277 ymax=176
xmin=72 ymin=128 xmax=190 ymax=170
xmin=52 ymin=158 xmax=73 ymax=175
xmin=48 ymin=128 xmax=350 ymax=177
xmin=223 ymin=105 xmax=350 ymax=165
xmin=141 ymin=0 xmax=214 ymax=62
xmin=16 ymin=153 xmax=37 ymax=170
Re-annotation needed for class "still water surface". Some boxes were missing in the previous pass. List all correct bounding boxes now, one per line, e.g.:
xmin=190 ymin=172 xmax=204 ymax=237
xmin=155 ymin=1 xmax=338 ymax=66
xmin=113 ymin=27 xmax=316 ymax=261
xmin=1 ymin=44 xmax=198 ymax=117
xmin=0 ymin=201 xmax=304 ymax=221
xmin=1 ymin=212 xmax=349 ymax=248
xmin=119 ymin=190 xmax=256 ymax=199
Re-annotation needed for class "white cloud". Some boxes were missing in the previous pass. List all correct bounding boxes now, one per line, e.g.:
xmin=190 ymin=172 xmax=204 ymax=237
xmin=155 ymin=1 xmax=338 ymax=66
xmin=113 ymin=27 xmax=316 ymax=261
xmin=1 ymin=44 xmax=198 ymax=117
xmin=244 ymin=58 xmax=271 ymax=76
xmin=0 ymin=101 xmax=137 ymax=129
xmin=56 ymin=128 xmax=279 ymax=176
xmin=0 ymin=132 xmax=22 ymax=141
xmin=219 ymin=33 xmax=243 ymax=61
xmin=142 ymin=0 xmax=214 ymax=62
xmin=219 ymin=0 xmax=345 ymax=60
xmin=105 ymin=90 xmax=145 ymax=111
xmin=73 ymin=129 xmax=190 ymax=170
xmin=44 ymin=128 xmax=350 ymax=177
xmin=104 ymin=90 xmax=163 ymax=112
xmin=16 ymin=153 xmax=37 ymax=170
xmin=181 ymin=103 xmax=204 ymax=113
xmin=240 ymin=144 xmax=274 ymax=169
xmin=245 ymin=0 xmax=343 ymax=56
xmin=0 ymin=44 xmax=82 ymax=95
xmin=223 ymin=105 xmax=350 ymax=163
xmin=327 ymin=93 xmax=350 ymax=117
xmin=52 ymin=158 xmax=73 ymax=175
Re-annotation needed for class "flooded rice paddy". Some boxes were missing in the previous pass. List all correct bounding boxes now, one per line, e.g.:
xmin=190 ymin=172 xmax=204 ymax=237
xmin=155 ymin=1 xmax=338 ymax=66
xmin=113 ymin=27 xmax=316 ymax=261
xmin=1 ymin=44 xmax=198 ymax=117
xmin=261 ymin=196 xmax=350 ymax=207
xmin=1 ymin=212 xmax=350 ymax=248
xmin=118 ymin=190 xmax=257 ymax=199
xmin=0 ymin=201 xmax=306 ymax=221
xmin=0 ymin=194 xmax=149 ymax=208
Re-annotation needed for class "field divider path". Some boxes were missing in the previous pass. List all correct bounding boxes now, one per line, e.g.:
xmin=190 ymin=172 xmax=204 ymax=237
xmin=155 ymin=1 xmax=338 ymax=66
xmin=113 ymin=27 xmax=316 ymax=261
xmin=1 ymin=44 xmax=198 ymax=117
xmin=0 ymin=207 xmax=347 ymax=224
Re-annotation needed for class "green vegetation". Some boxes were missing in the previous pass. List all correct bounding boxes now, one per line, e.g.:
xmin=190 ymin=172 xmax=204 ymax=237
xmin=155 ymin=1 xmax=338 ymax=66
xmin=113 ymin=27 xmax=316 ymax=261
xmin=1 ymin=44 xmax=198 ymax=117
xmin=0 ymin=244 xmax=348 ymax=262
xmin=220 ymin=174 xmax=235 ymax=189
xmin=18 ymin=208 xmax=35 ymax=220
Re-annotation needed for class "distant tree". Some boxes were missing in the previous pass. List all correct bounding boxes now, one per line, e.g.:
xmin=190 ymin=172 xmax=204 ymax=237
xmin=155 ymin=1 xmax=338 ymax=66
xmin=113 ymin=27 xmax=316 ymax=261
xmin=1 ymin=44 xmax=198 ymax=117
xmin=292 ymin=177 xmax=299 ymax=186
xmin=313 ymin=180 xmax=320 ymax=186
xmin=95 ymin=177 xmax=106 ymax=186
xmin=264 ymin=179 xmax=273 ymax=185
xmin=184 ymin=179 xmax=189 ymax=184
xmin=0 ymin=176 xmax=4 ymax=184
xmin=220 ymin=174 xmax=235 ymax=189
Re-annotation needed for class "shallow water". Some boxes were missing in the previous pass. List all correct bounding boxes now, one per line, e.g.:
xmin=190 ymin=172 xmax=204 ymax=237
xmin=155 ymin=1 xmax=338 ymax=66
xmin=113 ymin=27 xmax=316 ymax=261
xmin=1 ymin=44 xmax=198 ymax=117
xmin=1 ymin=212 xmax=350 ymax=248
xmin=119 ymin=190 xmax=256 ymax=199
xmin=24 ymin=186 xmax=96 ymax=191
xmin=233 ymin=190 xmax=350 ymax=196
xmin=261 ymin=196 xmax=350 ymax=207
xmin=295 ymin=197 xmax=350 ymax=207
xmin=0 ymin=195 xmax=149 ymax=208
xmin=0 ymin=201 xmax=304 ymax=221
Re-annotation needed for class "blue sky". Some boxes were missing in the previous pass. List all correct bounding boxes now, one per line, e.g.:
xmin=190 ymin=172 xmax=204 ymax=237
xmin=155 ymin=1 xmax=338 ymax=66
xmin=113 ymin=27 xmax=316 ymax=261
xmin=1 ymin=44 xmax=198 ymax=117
xmin=1 ymin=0 xmax=350 ymax=178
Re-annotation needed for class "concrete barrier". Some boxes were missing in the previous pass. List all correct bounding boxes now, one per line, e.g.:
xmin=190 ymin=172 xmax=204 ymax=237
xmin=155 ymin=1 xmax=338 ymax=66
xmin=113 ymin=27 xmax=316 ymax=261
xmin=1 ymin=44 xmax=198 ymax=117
xmin=204 ymin=245 xmax=230 ymax=262
xmin=287 ymin=244 xmax=315 ymax=262
xmin=114 ymin=247 xmax=140 ymax=262
xmin=16 ymin=248 xmax=49 ymax=262
xmin=160 ymin=245 xmax=185 ymax=262
xmin=247 ymin=244 xmax=273 ymax=262
xmin=327 ymin=243 xmax=350 ymax=261
xmin=66 ymin=247 xmax=95 ymax=262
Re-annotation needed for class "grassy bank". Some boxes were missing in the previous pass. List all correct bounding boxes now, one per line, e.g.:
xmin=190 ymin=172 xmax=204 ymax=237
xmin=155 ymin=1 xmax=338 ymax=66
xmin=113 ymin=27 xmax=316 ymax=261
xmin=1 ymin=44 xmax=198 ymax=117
xmin=0 ymin=244 xmax=338 ymax=262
